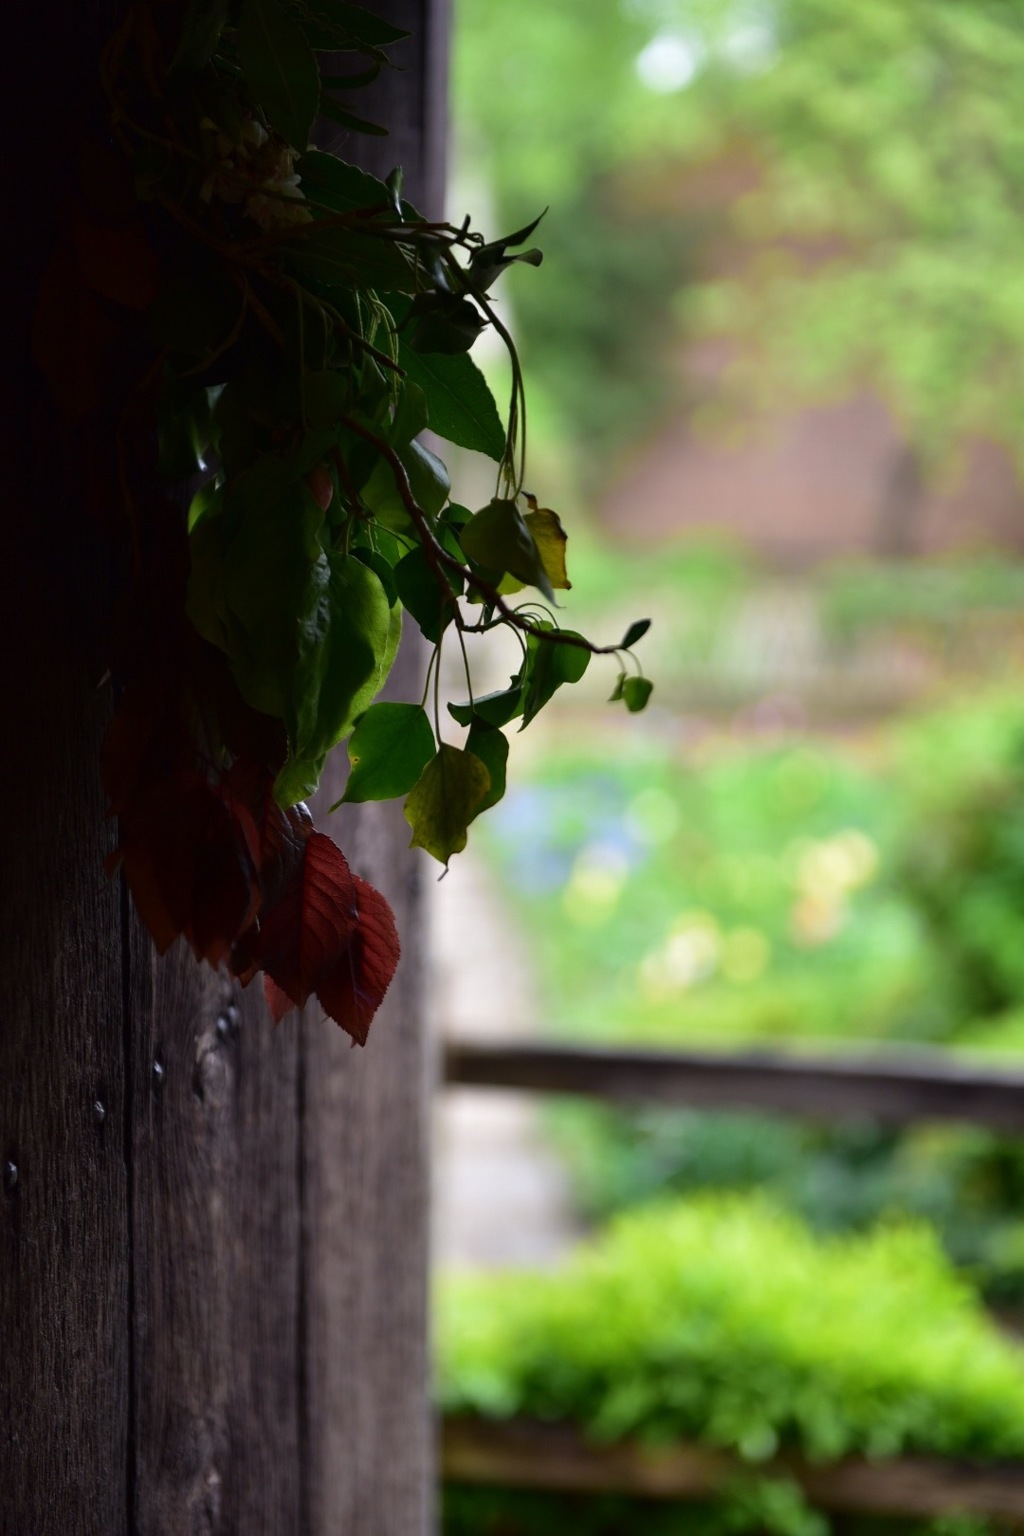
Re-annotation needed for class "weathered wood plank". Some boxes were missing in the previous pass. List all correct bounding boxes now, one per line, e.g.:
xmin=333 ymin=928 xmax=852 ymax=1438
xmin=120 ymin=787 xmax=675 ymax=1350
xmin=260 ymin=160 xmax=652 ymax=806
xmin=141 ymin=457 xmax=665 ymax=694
xmin=129 ymin=5 xmax=441 ymax=1530
xmin=0 ymin=566 xmax=129 ymax=1536
xmin=1 ymin=5 xmax=440 ymax=1532
xmin=128 ymin=942 xmax=303 ymax=1535
xmin=298 ymin=7 xmax=440 ymax=1533
xmin=1 ymin=6 xmax=130 ymax=1532
xmin=443 ymin=1416 xmax=1024 ymax=1526
xmin=302 ymin=779 xmax=432 ymax=1536
xmin=444 ymin=1039 xmax=1024 ymax=1132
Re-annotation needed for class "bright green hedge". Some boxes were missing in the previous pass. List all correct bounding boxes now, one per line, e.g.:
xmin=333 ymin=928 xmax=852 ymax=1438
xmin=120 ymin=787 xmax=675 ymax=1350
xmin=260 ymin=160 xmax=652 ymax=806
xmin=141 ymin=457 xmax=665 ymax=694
xmin=438 ymin=1196 xmax=1024 ymax=1464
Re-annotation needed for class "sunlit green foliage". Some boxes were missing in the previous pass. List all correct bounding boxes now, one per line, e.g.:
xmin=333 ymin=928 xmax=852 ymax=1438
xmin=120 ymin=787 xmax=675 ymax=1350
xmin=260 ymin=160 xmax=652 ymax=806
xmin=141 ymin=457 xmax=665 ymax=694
xmin=456 ymin=0 xmax=1024 ymax=478
xmin=439 ymin=1196 xmax=1024 ymax=1459
xmin=895 ymin=688 xmax=1024 ymax=1021
xmin=483 ymin=730 xmax=924 ymax=1046
xmin=483 ymin=679 xmax=1024 ymax=1048
xmin=687 ymin=0 xmax=1024 ymax=468
xmin=478 ymin=681 xmax=1024 ymax=1299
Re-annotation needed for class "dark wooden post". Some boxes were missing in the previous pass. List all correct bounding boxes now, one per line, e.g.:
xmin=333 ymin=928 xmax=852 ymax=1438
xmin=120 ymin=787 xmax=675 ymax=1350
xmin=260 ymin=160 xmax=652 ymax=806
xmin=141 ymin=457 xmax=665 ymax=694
xmin=1 ymin=5 xmax=445 ymax=1532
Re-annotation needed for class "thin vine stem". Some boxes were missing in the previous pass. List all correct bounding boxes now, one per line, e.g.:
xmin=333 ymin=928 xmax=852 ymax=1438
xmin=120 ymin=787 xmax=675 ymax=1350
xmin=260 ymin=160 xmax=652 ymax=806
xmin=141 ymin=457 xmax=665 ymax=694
xmin=339 ymin=414 xmax=627 ymax=661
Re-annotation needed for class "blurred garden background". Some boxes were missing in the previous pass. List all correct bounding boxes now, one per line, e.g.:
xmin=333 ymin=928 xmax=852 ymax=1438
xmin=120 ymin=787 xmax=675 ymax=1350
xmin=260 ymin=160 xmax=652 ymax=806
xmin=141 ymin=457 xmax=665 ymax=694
xmin=432 ymin=3 xmax=1024 ymax=1532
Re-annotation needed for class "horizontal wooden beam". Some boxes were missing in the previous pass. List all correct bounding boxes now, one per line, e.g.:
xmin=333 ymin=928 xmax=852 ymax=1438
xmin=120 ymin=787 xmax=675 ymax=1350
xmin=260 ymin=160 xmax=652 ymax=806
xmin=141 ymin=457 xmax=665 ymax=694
xmin=443 ymin=1039 xmax=1024 ymax=1133
xmin=442 ymin=1416 xmax=1024 ymax=1525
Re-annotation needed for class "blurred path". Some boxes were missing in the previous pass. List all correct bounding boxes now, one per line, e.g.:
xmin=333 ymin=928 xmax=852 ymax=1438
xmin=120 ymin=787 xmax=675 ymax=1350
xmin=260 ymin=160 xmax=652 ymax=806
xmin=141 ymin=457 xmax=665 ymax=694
xmin=429 ymin=851 xmax=583 ymax=1270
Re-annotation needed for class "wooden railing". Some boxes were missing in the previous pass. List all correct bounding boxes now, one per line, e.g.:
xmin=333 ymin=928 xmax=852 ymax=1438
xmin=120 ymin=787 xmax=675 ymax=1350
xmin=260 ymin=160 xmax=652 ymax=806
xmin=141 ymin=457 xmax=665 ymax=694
xmin=440 ymin=1036 xmax=1024 ymax=1524
xmin=444 ymin=1038 xmax=1024 ymax=1132
xmin=444 ymin=1417 xmax=1024 ymax=1526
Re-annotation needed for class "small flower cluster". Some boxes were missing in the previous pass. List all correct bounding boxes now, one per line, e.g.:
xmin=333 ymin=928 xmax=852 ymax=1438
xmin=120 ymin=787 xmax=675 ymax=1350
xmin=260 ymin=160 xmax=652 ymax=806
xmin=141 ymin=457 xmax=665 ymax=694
xmin=198 ymin=116 xmax=312 ymax=230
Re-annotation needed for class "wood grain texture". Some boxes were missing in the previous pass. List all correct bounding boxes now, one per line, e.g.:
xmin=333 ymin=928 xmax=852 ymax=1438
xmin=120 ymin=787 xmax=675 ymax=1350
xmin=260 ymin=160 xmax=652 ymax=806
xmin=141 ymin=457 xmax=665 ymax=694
xmin=0 ymin=568 xmax=129 ymax=1536
xmin=0 ymin=5 xmax=130 ymax=1532
xmin=443 ymin=1417 xmax=1024 ymax=1526
xmin=444 ymin=1038 xmax=1024 ymax=1132
xmin=297 ymin=12 xmax=442 ymax=1531
xmin=127 ymin=3 xmax=442 ymax=1524
xmin=1 ymin=5 xmax=441 ymax=1532
xmin=128 ymin=3 xmax=442 ymax=1523
xmin=302 ymin=636 xmax=433 ymax=1536
xmin=128 ymin=942 xmax=303 ymax=1535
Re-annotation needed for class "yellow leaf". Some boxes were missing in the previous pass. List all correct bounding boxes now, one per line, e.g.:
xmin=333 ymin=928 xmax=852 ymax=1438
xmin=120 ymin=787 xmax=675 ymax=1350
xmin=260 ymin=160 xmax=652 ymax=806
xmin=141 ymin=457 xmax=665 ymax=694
xmin=524 ymin=495 xmax=571 ymax=591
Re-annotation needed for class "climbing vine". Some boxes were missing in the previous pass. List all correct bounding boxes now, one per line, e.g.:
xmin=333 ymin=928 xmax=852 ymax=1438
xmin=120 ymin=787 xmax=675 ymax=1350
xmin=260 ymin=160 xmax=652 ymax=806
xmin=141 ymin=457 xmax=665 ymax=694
xmin=33 ymin=0 xmax=651 ymax=1044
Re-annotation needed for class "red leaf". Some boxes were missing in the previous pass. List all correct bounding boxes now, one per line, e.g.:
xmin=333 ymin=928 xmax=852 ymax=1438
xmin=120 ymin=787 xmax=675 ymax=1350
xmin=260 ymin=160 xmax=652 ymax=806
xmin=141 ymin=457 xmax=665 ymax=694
xmin=251 ymin=832 xmax=400 ymax=1044
xmin=306 ymin=465 xmax=334 ymax=511
xmin=263 ymin=974 xmax=296 ymax=1025
xmin=227 ymin=758 xmax=310 ymax=887
xmin=254 ymin=831 xmax=359 ymax=1010
xmin=256 ymin=798 xmax=314 ymax=910
xmin=31 ymin=245 xmax=116 ymax=421
xmin=315 ymin=874 xmax=400 ymax=1046
xmin=113 ymin=774 xmax=262 ymax=966
xmin=187 ymin=788 xmax=262 ymax=965
xmin=73 ymin=216 xmax=161 ymax=311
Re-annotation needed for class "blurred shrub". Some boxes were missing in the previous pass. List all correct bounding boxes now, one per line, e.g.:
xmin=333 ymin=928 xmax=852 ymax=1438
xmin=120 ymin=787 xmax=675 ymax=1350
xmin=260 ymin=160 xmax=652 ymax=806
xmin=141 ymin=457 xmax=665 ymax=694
xmin=439 ymin=1196 xmax=1024 ymax=1461
xmin=505 ymin=174 xmax=699 ymax=486
xmin=481 ymin=684 xmax=1024 ymax=1300
xmin=894 ymin=687 xmax=1024 ymax=1023
xmin=546 ymin=1105 xmax=1024 ymax=1307
xmin=821 ymin=559 xmax=1024 ymax=649
xmin=484 ymin=734 xmax=932 ymax=1046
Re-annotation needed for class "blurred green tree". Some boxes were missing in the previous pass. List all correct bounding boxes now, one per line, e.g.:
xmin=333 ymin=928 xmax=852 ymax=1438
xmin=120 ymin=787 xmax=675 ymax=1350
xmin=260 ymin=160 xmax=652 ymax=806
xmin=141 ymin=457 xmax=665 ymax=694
xmin=455 ymin=0 xmax=1024 ymax=487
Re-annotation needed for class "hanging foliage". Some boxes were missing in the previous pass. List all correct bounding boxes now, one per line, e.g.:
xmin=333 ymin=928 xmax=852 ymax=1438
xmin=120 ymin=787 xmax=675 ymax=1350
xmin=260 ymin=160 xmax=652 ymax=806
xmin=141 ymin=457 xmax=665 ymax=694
xmin=33 ymin=0 xmax=651 ymax=1044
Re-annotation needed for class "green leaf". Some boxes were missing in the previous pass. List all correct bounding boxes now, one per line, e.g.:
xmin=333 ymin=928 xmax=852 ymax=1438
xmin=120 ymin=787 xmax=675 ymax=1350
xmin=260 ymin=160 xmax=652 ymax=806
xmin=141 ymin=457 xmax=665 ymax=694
xmin=390 ymin=381 xmax=429 ymax=447
xmin=212 ymin=378 xmax=260 ymax=476
xmin=298 ymin=1 xmax=409 ymax=51
xmin=361 ymin=437 xmax=451 ymax=530
xmin=352 ymin=545 xmax=398 ymax=606
xmin=350 ymin=588 xmax=402 ymax=720
xmin=186 ymin=511 xmax=233 ymax=656
xmin=171 ymin=0 xmax=229 ymax=74
xmin=460 ymin=499 xmax=554 ymax=602
xmin=317 ymin=99 xmax=388 ymax=136
xmin=465 ymin=722 xmax=508 ymax=817
xmin=187 ymin=479 xmax=223 ymax=533
xmin=146 ymin=258 xmax=240 ymax=358
xmin=157 ymin=387 xmax=212 ymax=478
xmin=404 ymin=744 xmax=491 ymax=866
xmin=319 ymin=62 xmax=382 ymax=92
xmin=298 ymin=151 xmax=393 ymax=215
xmin=187 ymin=472 xmax=327 ymax=719
xmin=274 ymin=552 xmax=398 ymax=804
xmin=284 ymin=226 xmax=414 ymax=292
xmin=608 ymin=672 xmax=626 ymax=703
xmin=394 ymin=544 xmax=462 ymax=643
xmin=384 ymin=166 xmax=404 ymax=216
xmin=404 ymin=439 xmax=451 ymax=515
xmin=408 ymin=295 xmax=485 ymax=355
xmin=341 ymin=702 xmax=435 ymax=804
xmin=398 ymin=345 xmax=505 ymax=461
xmin=621 ymin=618 xmax=651 ymax=649
xmin=447 ymin=678 xmax=524 ymax=730
xmin=623 ymin=676 xmax=654 ymax=713
xmin=299 ymin=369 xmax=351 ymax=429
xmin=468 ymin=211 xmax=547 ymax=293
xmin=237 ymin=0 xmax=321 ymax=151
xmin=521 ymin=627 xmax=590 ymax=729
